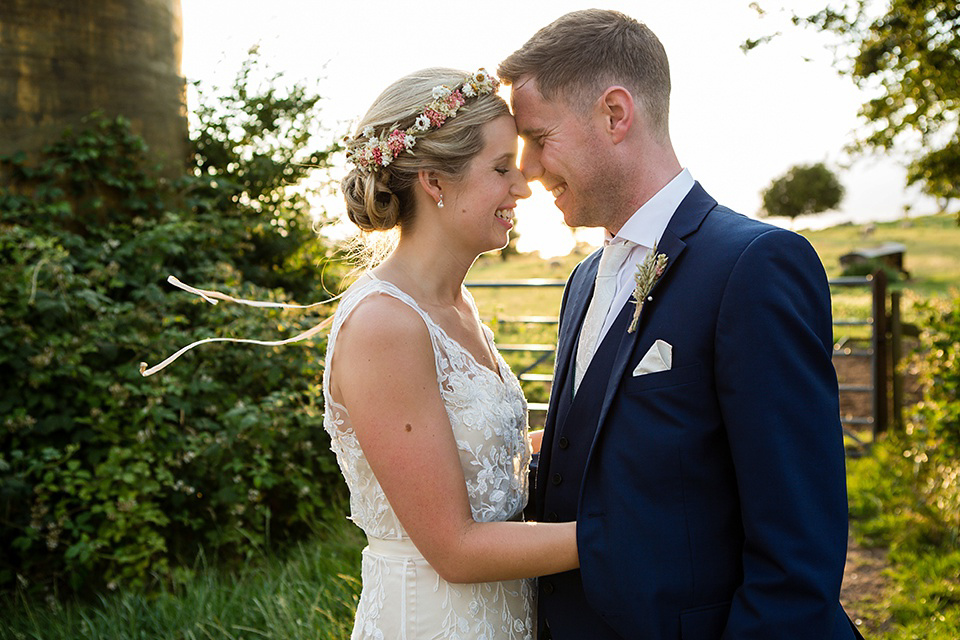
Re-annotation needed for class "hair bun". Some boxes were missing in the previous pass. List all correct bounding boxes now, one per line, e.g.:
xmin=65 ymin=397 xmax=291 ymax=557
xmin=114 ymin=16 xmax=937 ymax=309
xmin=341 ymin=168 xmax=401 ymax=232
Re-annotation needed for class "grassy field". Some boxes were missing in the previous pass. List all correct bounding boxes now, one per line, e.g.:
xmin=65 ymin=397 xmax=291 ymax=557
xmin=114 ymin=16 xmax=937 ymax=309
xmin=1 ymin=517 xmax=365 ymax=640
xmin=3 ymin=212 xmax=957 ymax=639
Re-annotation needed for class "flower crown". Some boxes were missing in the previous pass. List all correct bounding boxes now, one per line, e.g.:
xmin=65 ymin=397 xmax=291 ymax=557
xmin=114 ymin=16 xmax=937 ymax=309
xmin=345 ymin=69 xmax=500 ymax=173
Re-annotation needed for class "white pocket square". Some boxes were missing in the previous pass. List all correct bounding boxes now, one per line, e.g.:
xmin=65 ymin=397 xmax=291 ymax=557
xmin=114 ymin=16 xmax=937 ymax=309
xmin=632 ymin=339 xmax=673 ymax=376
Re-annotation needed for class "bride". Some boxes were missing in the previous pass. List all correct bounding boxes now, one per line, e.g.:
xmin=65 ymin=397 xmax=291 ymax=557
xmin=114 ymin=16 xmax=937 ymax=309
xmin=326 ymin=68 xmax=578 ymax=639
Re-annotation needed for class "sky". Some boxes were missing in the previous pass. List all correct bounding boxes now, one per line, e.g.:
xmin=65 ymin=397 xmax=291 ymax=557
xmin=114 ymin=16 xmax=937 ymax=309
xmin=180 ymin=0 xmax=939 ymax=257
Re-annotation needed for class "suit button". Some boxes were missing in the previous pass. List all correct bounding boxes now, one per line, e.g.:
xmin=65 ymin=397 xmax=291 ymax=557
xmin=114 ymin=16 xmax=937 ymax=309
xmin=546 ymin=511 xmax=559 ymax=522
xmin=542 ymin=581 xmax=555 ymax=594
xmin=558 ymin=436 xmax=569 ymax=449
xmin=551 ymin=473 xmax=562 ymax=485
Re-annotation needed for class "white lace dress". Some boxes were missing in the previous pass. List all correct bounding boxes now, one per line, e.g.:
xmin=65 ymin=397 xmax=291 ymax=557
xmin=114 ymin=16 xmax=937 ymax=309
xmin=322 ymin=274 xmax=536 ymax=640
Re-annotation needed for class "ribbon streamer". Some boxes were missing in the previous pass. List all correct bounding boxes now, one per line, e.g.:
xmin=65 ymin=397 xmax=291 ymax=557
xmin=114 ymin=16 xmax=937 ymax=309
xmin=139 ymin=276 xmax=341 ymax=377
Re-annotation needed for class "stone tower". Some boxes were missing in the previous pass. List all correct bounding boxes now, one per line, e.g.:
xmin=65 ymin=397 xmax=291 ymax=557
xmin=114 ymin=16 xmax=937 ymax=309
xmin=0 ymin=0 xmax=188 ymax=173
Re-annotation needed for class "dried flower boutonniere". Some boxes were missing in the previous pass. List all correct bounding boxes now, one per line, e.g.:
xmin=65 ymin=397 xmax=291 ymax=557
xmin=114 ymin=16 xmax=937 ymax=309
xmin=627 ymin=245 xmax=668 ymax=333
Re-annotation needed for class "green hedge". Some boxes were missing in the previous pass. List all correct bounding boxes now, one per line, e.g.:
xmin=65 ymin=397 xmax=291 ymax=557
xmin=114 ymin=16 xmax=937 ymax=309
xmin=1 ymin=81 xmax=346 ymax=596
xmin=898 ymin=292 xmax=960 ymax=541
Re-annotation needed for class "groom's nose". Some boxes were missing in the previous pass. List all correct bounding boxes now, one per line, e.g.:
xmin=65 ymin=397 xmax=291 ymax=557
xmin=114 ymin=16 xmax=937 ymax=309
xmin=519 ymin=142 xmax=542 ymax=182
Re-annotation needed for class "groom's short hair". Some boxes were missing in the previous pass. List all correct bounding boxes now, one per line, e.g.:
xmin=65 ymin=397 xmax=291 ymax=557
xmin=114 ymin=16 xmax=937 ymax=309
xmin=498 ymin=9 xmax=671 ymax=139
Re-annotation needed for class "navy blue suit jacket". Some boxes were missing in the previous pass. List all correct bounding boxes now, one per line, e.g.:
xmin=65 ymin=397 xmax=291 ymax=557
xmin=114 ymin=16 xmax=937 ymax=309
xmin=535 ymin=184 xmax=860 ymax=639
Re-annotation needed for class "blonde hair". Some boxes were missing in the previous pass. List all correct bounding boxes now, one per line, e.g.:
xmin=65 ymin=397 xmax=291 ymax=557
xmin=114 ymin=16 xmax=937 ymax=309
xmin=498 ymin=9 xmax=671 ymax=140
xmin=340 ymin=68 xmax=511 ymax=234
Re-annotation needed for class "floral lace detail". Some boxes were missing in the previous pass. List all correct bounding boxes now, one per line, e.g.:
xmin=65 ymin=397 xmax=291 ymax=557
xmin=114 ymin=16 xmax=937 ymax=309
xmin=323 ymin=275 xmax=534 ymax=639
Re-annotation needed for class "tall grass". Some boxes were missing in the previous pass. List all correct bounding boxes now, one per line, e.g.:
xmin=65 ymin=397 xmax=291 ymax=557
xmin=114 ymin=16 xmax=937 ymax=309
xmin=846 ymin=446 xmax=960 ymax=638
xmin=1 ymin=517 xmax=364 ymax=640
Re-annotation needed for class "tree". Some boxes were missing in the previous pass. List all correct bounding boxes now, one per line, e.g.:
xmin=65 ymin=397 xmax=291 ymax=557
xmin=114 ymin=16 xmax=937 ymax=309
xmin=0 ymin=55 xmax=344 ymax=596
xmin=761 ymin=162 xmax=845 ymax=223
xmin=499 ymin=230 xmax=523 ymax=261
xmin=747 ymin=1 xmax=960 ymax=222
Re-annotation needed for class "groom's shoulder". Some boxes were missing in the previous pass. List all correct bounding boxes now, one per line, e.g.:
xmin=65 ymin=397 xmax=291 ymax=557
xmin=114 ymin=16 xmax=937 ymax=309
xmin=702 ymin=203 xmax=806 ymax=249
xmin=706 ymin=204 xmax=776 ymax=236
xmin=699 ymin=205 xmax=823 ymax=278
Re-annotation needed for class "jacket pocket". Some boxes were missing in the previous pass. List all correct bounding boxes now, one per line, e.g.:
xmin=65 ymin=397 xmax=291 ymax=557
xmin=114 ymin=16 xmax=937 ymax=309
xmin=623 ymin=362 xmax=701 ymax=393
xmin=680 ymin=601 xmax=730 ymax=639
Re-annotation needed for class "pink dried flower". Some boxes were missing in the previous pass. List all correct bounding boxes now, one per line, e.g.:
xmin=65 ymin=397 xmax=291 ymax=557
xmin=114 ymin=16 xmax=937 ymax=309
xmin=446 ymin=90 xmax=466 ymax=110
xmin=424 ymin=108 xmax=447 ymax=128
xmin=387 ymin=129 xmax=407 ymax=155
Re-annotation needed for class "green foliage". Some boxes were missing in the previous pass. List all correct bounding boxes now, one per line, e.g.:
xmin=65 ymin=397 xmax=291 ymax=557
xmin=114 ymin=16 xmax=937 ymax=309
xmin=761 ymin=161 xmax=844 ymax=219
xmin=189 ymin=47 xmax=342 ymax=299
xmin=0 ymin=515 xmax=364 ymax=640
xmin=898 ymin=291 xmax=960 ymax=539
xmin=751 ymin=1 xmax=960 ymax=215
xmin=841 ymin=289 xmax=960 ymax=635
xmin=846 ymin=447 xmax=960 ymax=637
xmin=0 ymin=57 xmax=347 ymax=598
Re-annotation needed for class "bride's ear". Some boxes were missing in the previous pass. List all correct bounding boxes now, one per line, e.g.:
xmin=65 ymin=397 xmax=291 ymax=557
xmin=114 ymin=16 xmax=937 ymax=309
xmin=418 ymin=170 xmax=444 ymax=208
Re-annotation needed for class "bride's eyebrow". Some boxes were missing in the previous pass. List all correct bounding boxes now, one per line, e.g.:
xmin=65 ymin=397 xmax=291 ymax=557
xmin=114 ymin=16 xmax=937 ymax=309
xmin=493 ymin=152 xmax=516 ymax=165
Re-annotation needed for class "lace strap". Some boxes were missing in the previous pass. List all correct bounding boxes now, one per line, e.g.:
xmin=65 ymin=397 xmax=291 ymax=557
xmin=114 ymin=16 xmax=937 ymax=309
xmin=323 ymin=276 xmax=447 ymax=392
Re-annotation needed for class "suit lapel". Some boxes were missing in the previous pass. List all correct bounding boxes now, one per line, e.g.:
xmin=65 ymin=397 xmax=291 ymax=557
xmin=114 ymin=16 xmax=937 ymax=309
xmin=550 ymin=250 xmax=601 ymax=428
xmin=542 ymin=182 xmax=718 ymax=505
xmin=592 ymin=182 xmax=716 ymax=441
xmin=538 ymin=251 xmax=602 ymax=514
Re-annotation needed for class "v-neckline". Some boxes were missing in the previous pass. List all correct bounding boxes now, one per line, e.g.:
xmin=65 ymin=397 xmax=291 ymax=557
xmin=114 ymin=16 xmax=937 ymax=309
xmin=365 ymin=273 xmax=505 ymax=384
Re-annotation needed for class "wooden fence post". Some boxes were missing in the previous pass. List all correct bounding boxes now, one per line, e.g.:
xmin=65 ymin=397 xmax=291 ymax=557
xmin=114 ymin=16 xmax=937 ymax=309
xmin=872 ymin=269 xmax=889 ymax=436
xmin=891 ymin=291 xmax=904 ymax=431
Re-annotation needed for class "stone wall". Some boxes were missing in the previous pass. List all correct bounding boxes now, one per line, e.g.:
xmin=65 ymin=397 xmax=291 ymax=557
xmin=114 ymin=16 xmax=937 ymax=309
xmin=0 ymin=0 xmax=187 ymax=173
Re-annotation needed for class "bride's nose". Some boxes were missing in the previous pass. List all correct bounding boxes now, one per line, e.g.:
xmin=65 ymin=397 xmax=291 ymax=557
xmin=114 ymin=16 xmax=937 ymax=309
xmin=512 ymin=174 xmax=532 ymax=200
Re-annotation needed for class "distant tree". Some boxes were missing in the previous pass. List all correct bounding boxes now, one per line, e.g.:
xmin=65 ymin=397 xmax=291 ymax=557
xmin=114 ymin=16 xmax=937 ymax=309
xmin=761 ymin=162 xmax=844 ymax=224
xmin=499 ymin=231 xmax=523 ymax=261
xmin=746 ymin=0 xmax=960 ymax=222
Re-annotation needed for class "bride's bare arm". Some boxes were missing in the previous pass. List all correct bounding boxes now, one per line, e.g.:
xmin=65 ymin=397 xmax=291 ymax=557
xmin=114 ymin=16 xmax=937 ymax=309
xmin=331 ymin=295 xmax=578 ymax=584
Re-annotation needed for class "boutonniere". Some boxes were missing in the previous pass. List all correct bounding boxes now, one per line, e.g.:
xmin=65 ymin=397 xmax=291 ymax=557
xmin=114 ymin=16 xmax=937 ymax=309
xmin=627 ymin=245 xmax=668 ymax=333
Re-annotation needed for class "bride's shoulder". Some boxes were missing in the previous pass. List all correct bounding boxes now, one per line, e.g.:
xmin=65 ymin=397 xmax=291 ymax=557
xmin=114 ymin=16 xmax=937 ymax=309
xmin=332 ymin=291 xmax=438 ymax=391
xmin=336 ymin=287 xmax=430 ymax=353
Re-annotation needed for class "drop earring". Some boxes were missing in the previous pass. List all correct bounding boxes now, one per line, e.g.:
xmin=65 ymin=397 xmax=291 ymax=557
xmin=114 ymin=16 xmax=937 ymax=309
xmin=437 ymin=195 xmax=444 ymax=209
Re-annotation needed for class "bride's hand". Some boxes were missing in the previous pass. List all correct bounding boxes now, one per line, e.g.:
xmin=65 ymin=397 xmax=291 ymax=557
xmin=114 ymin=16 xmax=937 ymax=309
xmin=529 ymin=429 xmax=544 ymax=455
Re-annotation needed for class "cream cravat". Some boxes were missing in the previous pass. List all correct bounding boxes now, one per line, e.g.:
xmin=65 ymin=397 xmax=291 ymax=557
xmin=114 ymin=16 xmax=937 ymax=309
xmin=574 ymin=241 xmax=633 ymax=393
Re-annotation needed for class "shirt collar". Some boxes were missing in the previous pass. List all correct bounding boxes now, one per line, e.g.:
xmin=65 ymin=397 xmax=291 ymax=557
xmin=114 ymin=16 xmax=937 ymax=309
xmin=606 ymin=168 xmax=695 ymax=249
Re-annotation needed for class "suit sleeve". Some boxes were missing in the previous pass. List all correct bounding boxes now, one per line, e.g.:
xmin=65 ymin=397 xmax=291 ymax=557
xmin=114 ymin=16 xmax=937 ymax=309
xmin=715 ymin=229 xmax=848 ymax=639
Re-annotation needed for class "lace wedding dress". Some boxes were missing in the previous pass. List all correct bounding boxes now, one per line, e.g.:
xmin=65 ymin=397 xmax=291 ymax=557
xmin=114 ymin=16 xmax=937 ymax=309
xmin=322 ymin=274 xmax=536 ymax=640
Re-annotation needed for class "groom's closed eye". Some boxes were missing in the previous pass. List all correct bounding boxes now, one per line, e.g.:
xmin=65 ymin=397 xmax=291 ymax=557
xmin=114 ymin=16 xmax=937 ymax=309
xmin=519 ymin=128 xmax=547 ymax=146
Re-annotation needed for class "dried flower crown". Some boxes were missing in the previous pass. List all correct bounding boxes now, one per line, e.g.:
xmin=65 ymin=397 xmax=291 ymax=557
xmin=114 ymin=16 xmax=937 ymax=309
xmin=345 ymin=69 xmax=499 ymax=173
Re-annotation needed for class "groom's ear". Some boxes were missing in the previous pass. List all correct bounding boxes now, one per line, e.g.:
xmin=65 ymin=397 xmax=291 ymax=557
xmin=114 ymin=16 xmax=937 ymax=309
xmin=599 ymin=87 xmax=634 ymax=144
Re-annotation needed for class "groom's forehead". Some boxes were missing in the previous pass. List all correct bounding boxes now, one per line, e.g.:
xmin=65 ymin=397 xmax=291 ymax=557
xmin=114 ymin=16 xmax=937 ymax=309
xmin=510 ymin=79 xmax=547 ymax=121
xmin=510 ymin=76 xmax=540 ymax=105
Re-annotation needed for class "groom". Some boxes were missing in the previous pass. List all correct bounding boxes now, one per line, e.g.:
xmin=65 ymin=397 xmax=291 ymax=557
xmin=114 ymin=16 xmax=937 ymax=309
xmin=499 ymin=10 xmax=863 ymax=640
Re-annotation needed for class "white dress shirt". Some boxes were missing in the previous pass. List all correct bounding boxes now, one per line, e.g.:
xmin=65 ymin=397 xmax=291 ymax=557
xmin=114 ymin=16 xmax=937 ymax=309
xmin=586 ymin=168 xmax=695 ymax=351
